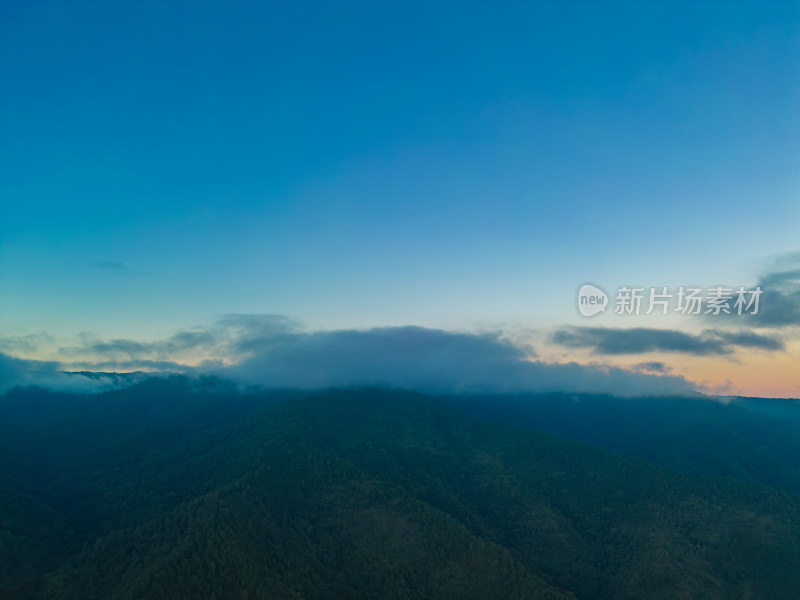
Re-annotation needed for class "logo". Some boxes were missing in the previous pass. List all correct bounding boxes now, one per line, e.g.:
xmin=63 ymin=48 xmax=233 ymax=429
xmin=577 ymin=284 xmax=608 ymax=317
xmin=574 ymin=283 xmax=762 ymax=317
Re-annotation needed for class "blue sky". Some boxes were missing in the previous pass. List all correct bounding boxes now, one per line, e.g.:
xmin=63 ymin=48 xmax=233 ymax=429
xmin=1 ymin=2 xmax=798 ymax=396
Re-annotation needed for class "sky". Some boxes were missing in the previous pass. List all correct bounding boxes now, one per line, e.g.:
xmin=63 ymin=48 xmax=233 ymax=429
xmin=1 ymin=1 xmax=798 ymax=397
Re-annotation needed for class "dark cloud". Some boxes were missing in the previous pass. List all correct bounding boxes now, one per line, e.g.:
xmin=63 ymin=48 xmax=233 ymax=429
xmin=551 ymin=326 xmax=784 ymax=356
xmin=220 ymin=325 xmax=696 ymax=397
xmin=711 ymin=329 xmax=785 ymax=351
xmin=632 ymin=361 xmax=671 ymax=374
xmin=704 ymin=255 xmax=800 ymax=328
xmin=552 ymin=327 xmax=726 ymax=355
xmin=749 ymin=266 xmax=800 ymax=327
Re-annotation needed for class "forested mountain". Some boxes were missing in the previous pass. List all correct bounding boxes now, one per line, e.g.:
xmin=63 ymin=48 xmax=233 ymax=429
xmin=446 ymin=392 xmax=800 ymax=496
xmin=2 ymin=380 xmax=800 ymax=599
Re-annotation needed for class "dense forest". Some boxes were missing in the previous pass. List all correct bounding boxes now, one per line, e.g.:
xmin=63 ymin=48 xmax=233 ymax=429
xmin=2 ymin=378 xmax=800 ymax=599
xmin=446 ymin=392 xmax=800 ymax=495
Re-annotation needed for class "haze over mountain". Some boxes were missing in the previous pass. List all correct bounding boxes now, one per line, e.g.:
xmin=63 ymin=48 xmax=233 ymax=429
xmin=1 ymin=321 xmax=701 ymax=397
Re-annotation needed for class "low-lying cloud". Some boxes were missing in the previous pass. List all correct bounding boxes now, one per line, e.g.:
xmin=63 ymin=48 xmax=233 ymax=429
xmin=218 ymin=323 xmax=695 ymax=397
xmin=2 ymin=318 xmax=698 ymax=397
xmin=0 ymin=353 xmax=116 ymax=394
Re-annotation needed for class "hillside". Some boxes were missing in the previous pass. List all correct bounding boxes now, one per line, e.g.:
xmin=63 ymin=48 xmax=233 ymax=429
xmin=447 ymin=392 xmax=800 ymax=495
xmin=2 ymin=382 xmax=800 ymax=599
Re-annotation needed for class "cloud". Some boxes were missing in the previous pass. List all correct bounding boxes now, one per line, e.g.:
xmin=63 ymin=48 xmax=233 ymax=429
xmin=748 ymin=266 xmax=800 ymax=327
xmin=58 ymin=315 xmax=299 ymax=365
xmin=0 ymin=353 xmax=115 ymax=394
xmin=66 ymin=359 xmax=197 ymax=372
xmin=552 ymin=327 xmax=723 ymax=355
xmin=631 ymin=361 xmax=671 ymax=374
xmin=219 ymin=325 xmax=696 ymax=397
xmin=160 ymin=331 xmax=218 ymax=353
xmin=82 ymin=339 xmax=151 ymax=358
xmin=712 ymin=330 xmax=784 ymax=351
xmin=218 ymin=314 xmax=302 ymax=354
xmin=59 ymin=329 xmax=219 ymax=361
xmin=16 ymin=317 xmax=697 ymax=397
xmin=0 ymin=332 xmax=54 ymax=355
xmin=95 ymin=261 xmax=135 ymax=275
xmin=703 ymin=254 xmax=800 ymax=328
xmin=551 ymin=326 xmax=784 ymax=355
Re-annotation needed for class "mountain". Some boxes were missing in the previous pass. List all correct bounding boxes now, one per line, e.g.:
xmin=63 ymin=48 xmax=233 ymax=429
xmin=2 ymin=381 xmax=800 ymax=599
xmin=444 ymin=392 xmax=800 ymax=496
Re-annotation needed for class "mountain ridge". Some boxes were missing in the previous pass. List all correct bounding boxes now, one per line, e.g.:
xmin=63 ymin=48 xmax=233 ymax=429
xmin=3 ymin=383 xmax=800 ymax=598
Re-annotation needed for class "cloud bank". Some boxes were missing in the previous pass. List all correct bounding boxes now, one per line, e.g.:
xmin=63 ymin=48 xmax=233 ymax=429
xmin=0 ymin=353 xmax=116 ymax=394
xmin=217 ymin=321 xmax=695 ymax=397
xmin=1 ymin=317 xmax=697 ymax=397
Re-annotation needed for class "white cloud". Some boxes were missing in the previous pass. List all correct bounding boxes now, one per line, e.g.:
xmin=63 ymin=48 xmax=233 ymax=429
xmin=0 ymin=353 xmax=114 ymax=394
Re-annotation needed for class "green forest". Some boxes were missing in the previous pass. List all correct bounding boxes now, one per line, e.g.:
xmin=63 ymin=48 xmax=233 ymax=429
xmin=2 ymin=379 xmax=800 ymax=599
